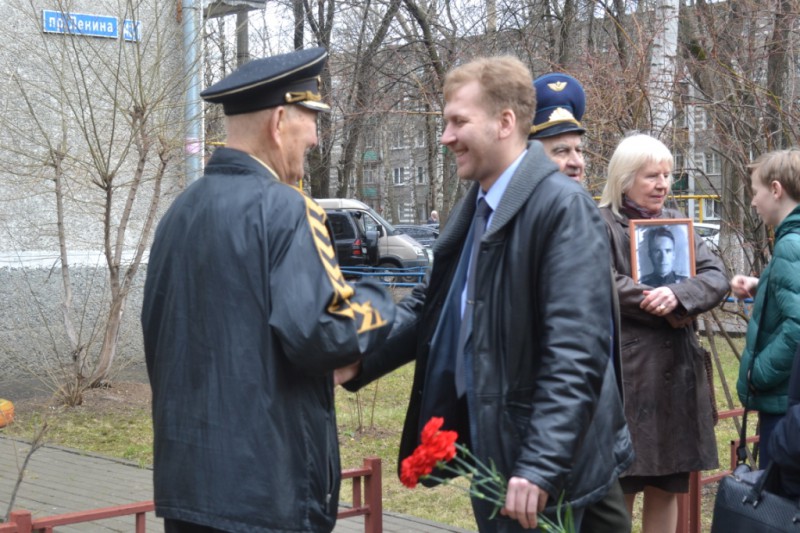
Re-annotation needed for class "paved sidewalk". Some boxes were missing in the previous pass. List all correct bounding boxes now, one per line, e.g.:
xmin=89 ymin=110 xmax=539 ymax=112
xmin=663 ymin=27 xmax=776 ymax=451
xmin=0 ymin=436 xmax=474 ymax=532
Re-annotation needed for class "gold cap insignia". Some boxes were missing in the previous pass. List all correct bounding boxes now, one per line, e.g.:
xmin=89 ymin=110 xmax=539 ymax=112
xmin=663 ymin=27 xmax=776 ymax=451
xmin=548 ymin=107 xmax=576 ymax=122
xmin=547 ymin=81 xmax=567 ymax=92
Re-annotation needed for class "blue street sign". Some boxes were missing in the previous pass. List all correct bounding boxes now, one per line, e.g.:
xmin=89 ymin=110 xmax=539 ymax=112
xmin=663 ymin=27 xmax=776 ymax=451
xmin=122 ymin=20 xmax=142 ymax=42
xmin=42 ymin=10 xmax=118 ymax=39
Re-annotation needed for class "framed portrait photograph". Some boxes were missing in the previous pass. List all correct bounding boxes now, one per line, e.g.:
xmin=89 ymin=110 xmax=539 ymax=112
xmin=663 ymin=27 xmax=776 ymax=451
xmin=629 ymin=218 xmax=696 ymax=286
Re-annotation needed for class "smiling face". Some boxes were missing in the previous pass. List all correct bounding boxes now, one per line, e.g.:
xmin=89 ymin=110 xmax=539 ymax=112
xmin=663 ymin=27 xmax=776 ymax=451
xmin=649 ymin=235 xmax=675 ymax=276
xmin=440 ymin=81 xmax=504 ymax=188
xmin=540 ymin=132 xmax=585 ymax=182
xmin=625 ymin=159 xmax=672 ymax=212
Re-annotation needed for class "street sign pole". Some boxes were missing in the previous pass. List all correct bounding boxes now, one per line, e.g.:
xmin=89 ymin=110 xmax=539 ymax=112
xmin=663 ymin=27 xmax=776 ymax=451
xmin=183 ymin=0 xmax=204 ymax=183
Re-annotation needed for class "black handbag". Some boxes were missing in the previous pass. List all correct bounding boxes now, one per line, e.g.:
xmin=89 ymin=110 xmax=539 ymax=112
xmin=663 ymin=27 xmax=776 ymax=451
xmin=711 ymin=463 xmax=800 ymax=532
xmin=711 ymin=291 xmax=800 ymax=531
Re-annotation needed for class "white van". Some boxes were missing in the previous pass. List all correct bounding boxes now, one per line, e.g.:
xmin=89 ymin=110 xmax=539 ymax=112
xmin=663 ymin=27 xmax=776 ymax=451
xmin=315 ymin=198 xmax=429 ymax=272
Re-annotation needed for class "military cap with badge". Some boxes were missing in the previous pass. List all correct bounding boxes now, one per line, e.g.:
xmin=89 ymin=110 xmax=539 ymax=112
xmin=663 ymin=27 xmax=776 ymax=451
xmin=201 ymin=46 xmax=331 ymax=116
xmin=530 ymin=72 xmax=586 ymax=139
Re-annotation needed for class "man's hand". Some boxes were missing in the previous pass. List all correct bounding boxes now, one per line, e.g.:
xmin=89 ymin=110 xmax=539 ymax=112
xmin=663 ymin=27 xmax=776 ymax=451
xmin=500 ymin=476 xmax=548 ymax=529
xmin=731 ymin=275 xmax=758 ymax=300
xmin=334 ymin=361 xmax=361 ymax=386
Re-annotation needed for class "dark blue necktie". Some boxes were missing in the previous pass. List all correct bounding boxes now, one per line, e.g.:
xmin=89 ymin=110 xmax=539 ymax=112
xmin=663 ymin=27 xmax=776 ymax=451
xmin=456 ymin=198 xmax=492 ymax=397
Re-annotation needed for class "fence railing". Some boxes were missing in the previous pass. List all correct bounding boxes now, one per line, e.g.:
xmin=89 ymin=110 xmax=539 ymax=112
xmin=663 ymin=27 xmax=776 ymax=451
xmin=340 ymin=266 xmax=427 ymax=287
xmin=0 ymin=457 xmax=383 ymax=533
xmin=339 ymin=456 xmax=383 ymax=533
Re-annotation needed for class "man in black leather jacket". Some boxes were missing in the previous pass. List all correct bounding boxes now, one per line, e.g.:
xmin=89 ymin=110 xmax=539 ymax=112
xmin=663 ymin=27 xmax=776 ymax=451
xmin=339 ymin=56 xmax=632 ymax=532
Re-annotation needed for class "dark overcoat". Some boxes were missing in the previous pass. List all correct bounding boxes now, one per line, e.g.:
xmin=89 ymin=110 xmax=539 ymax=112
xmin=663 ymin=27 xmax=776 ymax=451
xmin=142 ymin=147 xmax=394 ymax=532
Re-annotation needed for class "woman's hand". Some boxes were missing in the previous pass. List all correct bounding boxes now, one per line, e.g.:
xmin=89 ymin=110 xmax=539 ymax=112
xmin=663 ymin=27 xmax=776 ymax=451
xmin=641 ymin=287 xmax=678 ymax=316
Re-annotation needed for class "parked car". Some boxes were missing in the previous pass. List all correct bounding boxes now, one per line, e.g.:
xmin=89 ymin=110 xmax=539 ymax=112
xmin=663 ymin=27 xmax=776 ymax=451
xmin=695 ymin=222 xmax=720 ymax=250
xmin=325 ymin=209 xmax=379 ymax=271
xmin=317 ymin=199 xmax=429 ymax=275
xmin=317 ymin=199 xmax=430 ymax=284
xmin=395 ymin=224 xmax=439 ymax=249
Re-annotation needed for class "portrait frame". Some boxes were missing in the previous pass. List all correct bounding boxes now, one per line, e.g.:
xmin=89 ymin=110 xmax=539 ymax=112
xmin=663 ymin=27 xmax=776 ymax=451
xmin=629 ymin=218 xmax=696 ymax=285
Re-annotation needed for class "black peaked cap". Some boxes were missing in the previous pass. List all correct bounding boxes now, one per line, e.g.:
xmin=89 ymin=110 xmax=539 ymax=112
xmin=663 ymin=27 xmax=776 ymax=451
xmin=201 ymin=47 xmax=330 ymax=115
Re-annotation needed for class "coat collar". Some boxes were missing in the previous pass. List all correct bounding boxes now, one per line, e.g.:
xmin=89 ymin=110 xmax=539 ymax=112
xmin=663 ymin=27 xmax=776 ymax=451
xmin=776 ymin=203 xmax=800 ymax=240
xmin=207 ymin=147 xmax=279 ymax=181
xmin=436 ymin=141 xmax=559 ymax=256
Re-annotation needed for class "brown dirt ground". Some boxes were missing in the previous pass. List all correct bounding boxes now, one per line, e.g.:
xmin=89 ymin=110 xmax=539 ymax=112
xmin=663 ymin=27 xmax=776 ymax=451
xmin=10 ymin=381 xmax=151 ymax=417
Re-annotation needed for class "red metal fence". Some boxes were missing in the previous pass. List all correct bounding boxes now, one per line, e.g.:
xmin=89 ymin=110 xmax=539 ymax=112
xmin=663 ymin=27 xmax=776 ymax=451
xmin=0 ymin=457 xmax=382 ymax=533
xmin=0 ymin=412 xmax=759 ymax=533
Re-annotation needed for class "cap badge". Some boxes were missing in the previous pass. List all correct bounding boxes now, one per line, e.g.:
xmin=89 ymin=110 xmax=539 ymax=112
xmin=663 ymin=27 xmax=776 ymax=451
xmin=548 ymin=107 xmax=576 ymax=122
xmin=285 ymin=91 xmax=323 ymax=104
xmin=547 ymin=81 xmax=567 ymax=92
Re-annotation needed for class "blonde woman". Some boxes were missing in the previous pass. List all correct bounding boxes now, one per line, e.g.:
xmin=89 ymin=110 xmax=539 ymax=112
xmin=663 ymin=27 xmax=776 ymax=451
xmin=598 ymin=134 xmax=727 ymax=533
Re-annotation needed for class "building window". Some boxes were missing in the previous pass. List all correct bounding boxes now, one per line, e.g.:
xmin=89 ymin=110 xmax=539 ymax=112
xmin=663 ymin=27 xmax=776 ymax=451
xmin=393 ymin=167 xmax=405 ymax=186
xmin=675 ymin=109 xmax=687 ymax=129
xmin=673 ymin=152 xmax=685 ymax=173
xmin=364 ymin=130 xmax=375 ymax=149
xmin=364 ymin=168 xmax=375 ymax=184
xmin=704 ymin=152 xmax=721 ymax=175
xmin=694 ymin=107 xmax=707 ymax=130
xmin=695 ymin=151 xmax=720 ymax=175
xmin=702 ymin=198 xmax=721 ymax=220
xmin=391 ymin=130 xmax=405 ymax=149
xmin=417 ymin=166 xmax=425 ymax=184
xmin=416 ymin=129 xmax=425 ymax=147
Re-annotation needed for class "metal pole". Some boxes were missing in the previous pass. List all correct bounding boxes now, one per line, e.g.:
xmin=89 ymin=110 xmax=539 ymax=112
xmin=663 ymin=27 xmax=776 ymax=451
xmin=687 ymin=83 xmax=697 ymax=220
xmin=236 ymin=10 xmax=249 ymax=67
xmin=183 ymin=0 xmax=203 ymax=183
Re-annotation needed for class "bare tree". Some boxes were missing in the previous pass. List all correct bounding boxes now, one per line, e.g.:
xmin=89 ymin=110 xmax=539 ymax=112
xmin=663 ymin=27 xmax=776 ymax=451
xmin=680 ymin=0 xmax=800 ymax=274
xmin=333 ymin=0 xmax=403 ymax=198
xmin=0 ymin=0 xmax=186 ymax=404
xmin=304 ymin=0 xmax=336 ymax=197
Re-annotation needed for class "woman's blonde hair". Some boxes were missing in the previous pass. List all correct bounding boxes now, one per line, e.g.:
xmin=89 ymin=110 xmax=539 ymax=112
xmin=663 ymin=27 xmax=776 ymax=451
xmin=599 ymin=133 xmax=674 ymax=215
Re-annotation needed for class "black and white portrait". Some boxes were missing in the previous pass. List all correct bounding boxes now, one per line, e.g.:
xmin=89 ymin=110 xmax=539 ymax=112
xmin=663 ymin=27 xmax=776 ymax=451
xmin=630 ymin=219 xmax=695 ymax=286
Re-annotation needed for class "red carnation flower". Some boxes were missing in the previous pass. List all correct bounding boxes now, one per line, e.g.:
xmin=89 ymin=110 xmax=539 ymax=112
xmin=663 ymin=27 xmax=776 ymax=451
xmin=399 ymin=417 xmax=573 ymax=532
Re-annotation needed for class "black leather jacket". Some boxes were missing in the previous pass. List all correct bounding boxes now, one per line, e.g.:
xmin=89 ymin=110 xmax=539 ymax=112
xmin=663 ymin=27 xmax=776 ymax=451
xmin=349 ymin=142 xmax=633 ymax=510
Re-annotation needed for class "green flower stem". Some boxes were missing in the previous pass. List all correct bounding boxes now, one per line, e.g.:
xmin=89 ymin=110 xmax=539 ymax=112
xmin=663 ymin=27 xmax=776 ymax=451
xmin=419 ymin=443 xmax=572 ymax=533
xmin=454 ymin=443 xmax=504 ymax=480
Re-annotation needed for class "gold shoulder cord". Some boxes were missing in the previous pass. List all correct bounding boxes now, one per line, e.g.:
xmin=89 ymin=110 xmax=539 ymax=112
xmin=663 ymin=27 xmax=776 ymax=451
xmin=301 ymin=195 xmax=387 ymax=333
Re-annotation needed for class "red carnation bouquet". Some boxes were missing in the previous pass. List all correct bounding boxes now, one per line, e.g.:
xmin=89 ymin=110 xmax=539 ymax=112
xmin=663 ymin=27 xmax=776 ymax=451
xmin=400 ymin=417 xmax=573 ymax=532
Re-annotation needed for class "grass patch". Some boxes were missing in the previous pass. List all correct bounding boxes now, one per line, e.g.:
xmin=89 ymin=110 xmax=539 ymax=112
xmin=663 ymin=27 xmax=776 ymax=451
xmin=6 ymin=406 xmax=153 ymax=468
xmin=1 ymin=309 xmax=749 ymax=533
xmin=336 ymin=363 xmax=476 ymax=530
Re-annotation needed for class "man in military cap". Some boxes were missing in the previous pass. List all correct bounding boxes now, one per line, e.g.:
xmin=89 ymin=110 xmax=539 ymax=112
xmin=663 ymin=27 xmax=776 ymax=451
xmin=531 ymin=73 xmax=632 ymax=533
xmin=142 ymin=47 xmax=395 ymax=533
xmin=529 ymin=72 xmax=587 ymax=183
